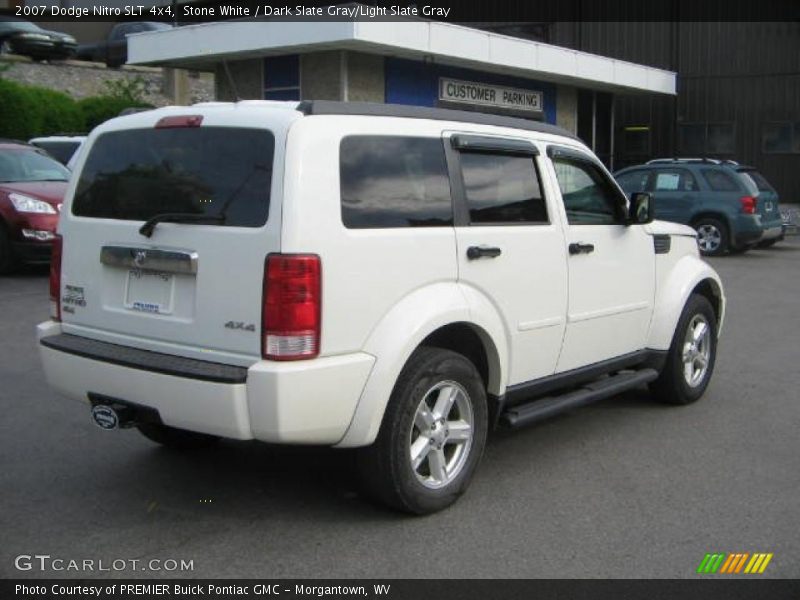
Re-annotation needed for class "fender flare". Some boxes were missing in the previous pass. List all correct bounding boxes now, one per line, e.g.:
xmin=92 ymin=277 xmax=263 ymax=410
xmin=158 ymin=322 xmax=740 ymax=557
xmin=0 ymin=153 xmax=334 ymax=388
xmin=647 ymin=254 xmax=726 ymax=350
xmin=335 ymin=282 xmax=508 ymax=448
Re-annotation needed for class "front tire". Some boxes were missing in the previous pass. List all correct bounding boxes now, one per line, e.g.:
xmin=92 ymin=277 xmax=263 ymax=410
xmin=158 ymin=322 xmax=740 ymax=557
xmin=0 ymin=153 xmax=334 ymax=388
xmin=357 ymin=347 xmax=488 ymax=514
xmin=694 ymin=218 xmax=729 ymax=256
xmin=0 ymin=222 xmax=17 ymax=275
xmin=136 ymin=422 xmax=220 ymax=450
xmin=650 ymin=294 xmax=717 ymax=405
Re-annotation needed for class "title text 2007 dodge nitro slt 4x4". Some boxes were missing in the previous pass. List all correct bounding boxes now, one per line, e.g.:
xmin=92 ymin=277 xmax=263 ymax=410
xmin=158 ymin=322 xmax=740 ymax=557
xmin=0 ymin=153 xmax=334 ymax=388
xmin=38 ymin=101 xmax=725 ymax=514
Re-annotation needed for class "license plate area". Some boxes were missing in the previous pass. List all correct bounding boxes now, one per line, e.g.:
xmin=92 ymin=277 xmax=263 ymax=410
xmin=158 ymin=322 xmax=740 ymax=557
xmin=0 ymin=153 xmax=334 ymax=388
xmin=125 ymin=269 xmax=175 ymax=315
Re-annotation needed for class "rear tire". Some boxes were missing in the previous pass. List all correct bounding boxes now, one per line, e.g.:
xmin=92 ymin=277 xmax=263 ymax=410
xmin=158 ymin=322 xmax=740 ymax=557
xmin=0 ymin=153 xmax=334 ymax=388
xmin=650 ymin=294 xmax=717 ymax=405
xmin=136 ymin=422 xmax=221 ymax=450
xmin=357 ymin=347 xmax=488 ymax=515
xmin=693 ymin=218 xmax=729 ymax=256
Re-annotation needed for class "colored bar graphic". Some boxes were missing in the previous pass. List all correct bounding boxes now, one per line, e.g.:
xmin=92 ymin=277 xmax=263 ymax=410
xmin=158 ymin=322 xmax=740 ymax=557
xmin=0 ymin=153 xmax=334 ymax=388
xmin=734 ymin=553 xmax=750 ymax=573
xmin=758 ymin=554 xmax=773 ymax=573
xmin=702 ymin=552 xmax=773 ymax=575
xmin=744 ymin=554 xmax=760 ymax=574
xmin=698 ymin=553 xmax=727 ymax=574
xmin=697 ymin=554 xmax=713 ymax=573
xmin=719 ymin=554 xmax=736 ymax=573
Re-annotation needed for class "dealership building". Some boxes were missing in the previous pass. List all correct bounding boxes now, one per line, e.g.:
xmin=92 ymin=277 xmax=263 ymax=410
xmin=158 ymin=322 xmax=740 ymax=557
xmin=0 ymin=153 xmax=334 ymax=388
xmin=127 ymin=19 xmax=676 ymax=170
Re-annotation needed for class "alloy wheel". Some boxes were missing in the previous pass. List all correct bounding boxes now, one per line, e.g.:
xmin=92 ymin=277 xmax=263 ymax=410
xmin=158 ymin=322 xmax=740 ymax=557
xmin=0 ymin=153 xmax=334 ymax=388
xmin=682 ymin=314 xmax=711 ymax=388
xmin=408 ymin=381 xmax=474 ymax=490
xmin=696 ymin=224 xmax=722 ymax=253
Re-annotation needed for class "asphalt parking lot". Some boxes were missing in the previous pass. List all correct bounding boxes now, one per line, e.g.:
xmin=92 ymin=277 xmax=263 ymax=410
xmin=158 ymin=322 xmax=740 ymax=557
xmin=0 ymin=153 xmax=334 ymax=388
xmin=1 ymin=238 xmax=799 ymax=579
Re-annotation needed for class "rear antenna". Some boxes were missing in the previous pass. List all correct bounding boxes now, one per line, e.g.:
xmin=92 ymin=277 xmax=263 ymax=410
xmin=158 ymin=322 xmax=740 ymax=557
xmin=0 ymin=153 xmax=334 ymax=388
xmin=222 ymin=59 xmax=241 ymax=102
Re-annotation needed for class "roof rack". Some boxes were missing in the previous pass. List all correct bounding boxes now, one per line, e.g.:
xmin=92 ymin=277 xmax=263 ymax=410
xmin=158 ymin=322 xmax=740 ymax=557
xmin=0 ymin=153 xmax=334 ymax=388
xmin=647 ymin=158 xmax=716 ymax=164
xmin=646 ymin=158 xmax=740 ymax=166
xmin=296 ymin=100 xmax=579 ymax=140
xmin=48 ymin=132 xmax=88 ymax=137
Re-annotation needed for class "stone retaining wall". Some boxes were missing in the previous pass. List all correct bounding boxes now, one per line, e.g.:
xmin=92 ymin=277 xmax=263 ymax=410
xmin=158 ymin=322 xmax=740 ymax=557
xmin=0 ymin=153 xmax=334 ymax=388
xmin=0 ymin=55 xmax=214 ymax=106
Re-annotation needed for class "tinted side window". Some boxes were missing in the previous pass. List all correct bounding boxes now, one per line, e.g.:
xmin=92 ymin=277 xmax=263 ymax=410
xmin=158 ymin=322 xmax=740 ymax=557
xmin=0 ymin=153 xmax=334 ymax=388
xmin=702 ymin=169 xmax=739 ymax=192
xmin=652 ymin=168 xmax=698 ymax=192
xmin=553 ymin=158 xmax=623 ymax=225
xmin=460 ymin=153 xmax=547 ymax=224
xmin=340 ymin=136 xmax=452 ymax=228
xmin=615 ymin=169 xmax=650 ymax=193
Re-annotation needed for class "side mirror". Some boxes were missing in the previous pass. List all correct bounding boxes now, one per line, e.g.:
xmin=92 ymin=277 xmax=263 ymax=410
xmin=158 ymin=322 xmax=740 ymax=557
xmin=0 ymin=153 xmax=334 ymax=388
xmin=628 ymin=192 xmax=654 ymax=225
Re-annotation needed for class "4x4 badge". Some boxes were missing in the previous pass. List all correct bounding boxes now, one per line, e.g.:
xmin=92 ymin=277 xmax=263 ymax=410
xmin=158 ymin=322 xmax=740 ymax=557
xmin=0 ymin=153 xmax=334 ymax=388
xmin=225 ymin=321 xmax=256 ymax=332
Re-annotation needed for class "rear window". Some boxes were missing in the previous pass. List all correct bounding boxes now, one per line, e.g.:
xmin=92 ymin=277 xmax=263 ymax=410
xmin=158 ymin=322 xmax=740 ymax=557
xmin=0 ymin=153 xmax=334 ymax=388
xmin=73 ymin=128 xmax=274 ymax=226
xmin=340 ymin=136 xmax=452 ymax=228
xmin=740 ymin=170 xmax=774 ymax=193
xmin=32 ymin=141 xmax=80 ymax=165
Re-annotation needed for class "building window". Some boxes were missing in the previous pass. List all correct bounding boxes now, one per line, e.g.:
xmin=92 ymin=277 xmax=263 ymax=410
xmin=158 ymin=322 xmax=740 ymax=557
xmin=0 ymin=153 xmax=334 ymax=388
xmin=678 ymin=123 xmax=735 ymax=155
xmin=707 ymin=123 xmax=735 ymax=154
xmin=622 ymin=126 xmax=651 ymax=156
xmin=263 ymin=55 xmax=300 ymax=101
xmin=762 ymin=122 xmax=800 ymax=154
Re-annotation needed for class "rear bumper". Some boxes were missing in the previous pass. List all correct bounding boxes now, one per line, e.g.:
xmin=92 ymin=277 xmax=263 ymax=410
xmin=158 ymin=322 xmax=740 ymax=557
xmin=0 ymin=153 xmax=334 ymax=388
xmin=761 ymin=225 xmax=784 ymax=242
xmin=37 ymin=323 xmax=375 ymax=445
xmin=732 ymin=228 xmax=763 ymax=248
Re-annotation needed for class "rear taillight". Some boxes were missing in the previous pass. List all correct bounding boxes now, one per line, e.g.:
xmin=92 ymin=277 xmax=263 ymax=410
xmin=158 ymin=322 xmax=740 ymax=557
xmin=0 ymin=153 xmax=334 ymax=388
xmin=49 ymin=234 xmax=62 ymax=321
xmin=262 ymin=254 xmax=321 ymax=361
xmin=740 ymin=195 xmax=757 ymax=214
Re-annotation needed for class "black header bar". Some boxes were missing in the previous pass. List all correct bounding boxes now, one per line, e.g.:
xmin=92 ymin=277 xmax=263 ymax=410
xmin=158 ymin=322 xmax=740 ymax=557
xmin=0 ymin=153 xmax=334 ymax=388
xmin=2 ymin=0 xmax=799 ymax=23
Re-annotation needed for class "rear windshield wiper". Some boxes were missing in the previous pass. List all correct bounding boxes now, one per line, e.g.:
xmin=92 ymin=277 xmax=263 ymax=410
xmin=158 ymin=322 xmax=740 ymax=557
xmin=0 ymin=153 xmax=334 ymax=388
xmin=139 ymin=213 xmax=224 ymax=238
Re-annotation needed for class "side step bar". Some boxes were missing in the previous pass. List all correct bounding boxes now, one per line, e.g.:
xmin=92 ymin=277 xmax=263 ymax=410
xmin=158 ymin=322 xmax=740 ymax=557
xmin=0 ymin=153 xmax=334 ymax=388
xmin=500 ymin=368 xmax=659 ymax=429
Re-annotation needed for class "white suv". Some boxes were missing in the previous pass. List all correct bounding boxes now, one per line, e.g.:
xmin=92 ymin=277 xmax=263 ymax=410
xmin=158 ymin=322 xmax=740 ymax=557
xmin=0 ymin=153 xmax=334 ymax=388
xmin=38 ymin=101 xmax=725 ymax=514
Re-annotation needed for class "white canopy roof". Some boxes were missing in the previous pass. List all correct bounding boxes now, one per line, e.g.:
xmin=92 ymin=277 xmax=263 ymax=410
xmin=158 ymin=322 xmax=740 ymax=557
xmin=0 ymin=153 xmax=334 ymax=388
xmin=129 ymin=20 xmax=676 ymax=95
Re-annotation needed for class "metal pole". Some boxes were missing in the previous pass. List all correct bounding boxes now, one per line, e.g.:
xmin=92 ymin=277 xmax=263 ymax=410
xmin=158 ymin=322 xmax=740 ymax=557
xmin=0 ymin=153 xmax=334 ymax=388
xmin=340 ymin=51 xmax=349 ymax=102
xmin=591 ymin=91 xmax=597 ymax=151
xmin=609 ymin=94 xmax=616 ymax=171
